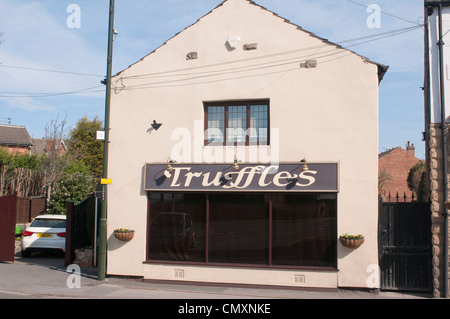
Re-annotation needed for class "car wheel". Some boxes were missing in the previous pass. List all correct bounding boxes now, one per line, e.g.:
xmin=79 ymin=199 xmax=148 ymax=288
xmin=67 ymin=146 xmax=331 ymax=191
xmin=21 ymin=250 xmax=31 ymax=258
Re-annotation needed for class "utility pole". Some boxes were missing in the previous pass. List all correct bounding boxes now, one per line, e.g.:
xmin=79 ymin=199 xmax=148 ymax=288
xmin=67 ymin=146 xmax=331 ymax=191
xmin=437 ymin=3 xmax=449 ymax=299
xmin=98 ymin=0 xmax=115 ymax=281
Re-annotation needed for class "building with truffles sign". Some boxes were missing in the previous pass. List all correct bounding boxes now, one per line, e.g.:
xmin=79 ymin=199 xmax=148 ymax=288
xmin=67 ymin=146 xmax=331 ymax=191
xmin=105 ymin=0 xmax=386 ymax=290
xmin=144 ymin=163 xmax=338 ymax=192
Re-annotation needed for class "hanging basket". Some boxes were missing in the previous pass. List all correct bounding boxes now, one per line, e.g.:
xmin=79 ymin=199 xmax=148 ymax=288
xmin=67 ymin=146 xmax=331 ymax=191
xmin=114 ymin=230 xmax=135 ymax=241
xmin=339 ymin=236 xmax=364 ymax=249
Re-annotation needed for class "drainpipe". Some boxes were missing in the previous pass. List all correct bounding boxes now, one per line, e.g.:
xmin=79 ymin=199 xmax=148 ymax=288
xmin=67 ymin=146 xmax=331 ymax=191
xmin=438 ymin=4 xmax=449 ymax=298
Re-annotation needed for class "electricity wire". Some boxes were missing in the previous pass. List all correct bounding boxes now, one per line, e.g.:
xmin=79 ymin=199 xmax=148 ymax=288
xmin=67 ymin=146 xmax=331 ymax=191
xmin=0 ymin=85 xmax=104 ymax=98
xmin=0 ymin=64 xmax=103 ymax=78
xmin=345 ymin=0 xmax=422 ymax=26
xmin=119 ymin=25 xmax=421 ymax=82
xmin=119 ymin=25 xmax=421 ymax=90
xmin=0 ymin=24 xmax=421 ymax=97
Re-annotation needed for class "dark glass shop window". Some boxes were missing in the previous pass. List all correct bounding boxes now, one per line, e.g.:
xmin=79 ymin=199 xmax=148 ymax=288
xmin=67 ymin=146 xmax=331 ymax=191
xmin=208 ymin=193 xmax=269 ymax=265
xmin=271 ymin=193 xmax=337 ymax=267
xmin=148 ymin=193 xmax=206 ymax=262
xmin=147 ymin=192 xmax=337 ymax=268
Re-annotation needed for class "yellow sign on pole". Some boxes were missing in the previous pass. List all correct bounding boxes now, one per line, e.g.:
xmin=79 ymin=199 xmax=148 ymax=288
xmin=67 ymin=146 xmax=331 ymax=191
xmin=101 ymin=178 xmax=111 ymax=185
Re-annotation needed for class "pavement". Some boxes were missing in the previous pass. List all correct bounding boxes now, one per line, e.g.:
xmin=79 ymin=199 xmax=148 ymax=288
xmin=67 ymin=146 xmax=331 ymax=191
xmin=0 ymin=248 xmax=434 ymax=301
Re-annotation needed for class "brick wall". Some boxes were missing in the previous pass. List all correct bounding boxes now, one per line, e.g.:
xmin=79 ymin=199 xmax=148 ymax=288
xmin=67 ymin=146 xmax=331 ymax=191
xmin=379 ymin=141 xmax=422 ymax=201
xmin=0 ymin=145 xmax=31 ymax=155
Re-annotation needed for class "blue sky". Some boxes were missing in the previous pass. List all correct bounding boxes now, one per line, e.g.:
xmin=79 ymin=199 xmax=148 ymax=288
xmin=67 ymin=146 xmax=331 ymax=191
xmin=0 ymin=0 xmax=426 ymax=158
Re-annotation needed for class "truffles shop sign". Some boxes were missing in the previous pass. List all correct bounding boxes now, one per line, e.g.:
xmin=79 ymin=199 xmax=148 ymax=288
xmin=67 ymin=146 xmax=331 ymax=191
xmin=144 ymin=163 xmax=338 ymax=192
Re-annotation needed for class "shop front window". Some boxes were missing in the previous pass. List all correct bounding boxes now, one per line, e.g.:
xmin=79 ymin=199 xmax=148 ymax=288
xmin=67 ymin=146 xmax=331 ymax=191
xmin=208 ymin=193 xmax=269 ymax=265
xmin=147 ymin=193 xmax=206 ymax=262
xmin=147 ymin=192 xmax=337 ymax=268
xmin=271 ymin=194 xmax=337 ymax=267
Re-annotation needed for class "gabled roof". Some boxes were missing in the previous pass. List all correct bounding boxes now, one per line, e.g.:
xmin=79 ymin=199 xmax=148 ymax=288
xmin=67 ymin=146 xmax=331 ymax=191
xmin=0 ymin=125 xmax=33 ymax=147
xmin=31 ymin=138 xmax=67 ymax=155
xmin=378 ymin=141 xmax=417 ymax=159
xmin=114 ymin=0 xmax=388 ymax=82
xmin=378 ymin=146 xmax=401 ymax=159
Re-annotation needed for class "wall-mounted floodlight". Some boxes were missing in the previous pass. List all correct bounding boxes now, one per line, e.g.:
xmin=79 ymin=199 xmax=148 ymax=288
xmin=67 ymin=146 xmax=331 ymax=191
xmin=151 ymin=120 xmax=162 ymax=131
xmin=232 ymin=156 xmax=239 ymax=170
xmin=300 ymin=159 xmax=309 ymax=172
xmin=165 ymin=157 xmax=174 ymax=172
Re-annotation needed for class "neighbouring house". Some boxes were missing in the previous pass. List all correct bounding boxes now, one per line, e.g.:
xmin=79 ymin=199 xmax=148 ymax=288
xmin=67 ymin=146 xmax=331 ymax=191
xmin=105 ymin=0 xmax=387 ymax=290
xmin=0 ymin=124 xmax=33 ymax=155
xmin=31 ymin=138 xmax=67 ymax=156
xmin=378 ymin=141 xmax=422 ymax=201
xmin=424 ymin=0 xmax=450 ymax=298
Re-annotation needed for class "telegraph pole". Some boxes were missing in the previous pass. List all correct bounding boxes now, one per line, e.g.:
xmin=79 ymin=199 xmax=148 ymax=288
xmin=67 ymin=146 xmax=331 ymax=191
xmin=98 ymin=0 xmax=115 ymax=281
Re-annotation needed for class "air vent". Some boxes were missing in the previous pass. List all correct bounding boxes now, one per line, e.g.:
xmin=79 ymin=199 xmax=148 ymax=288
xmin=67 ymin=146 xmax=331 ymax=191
xmin=293 ymin=274 xmax=305 ymax=284
xmin=174 ymin=269 xmax=185 ymax=278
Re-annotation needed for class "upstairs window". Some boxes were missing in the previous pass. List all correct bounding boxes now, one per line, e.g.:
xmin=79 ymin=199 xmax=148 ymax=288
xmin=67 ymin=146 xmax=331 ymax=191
xmin=204 ymin=100 xmax=269 ymax=146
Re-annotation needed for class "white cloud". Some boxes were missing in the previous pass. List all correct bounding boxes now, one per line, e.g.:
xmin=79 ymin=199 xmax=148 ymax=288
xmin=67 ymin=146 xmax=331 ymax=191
xmin=1 ymin=96 xmax=55 ymax=112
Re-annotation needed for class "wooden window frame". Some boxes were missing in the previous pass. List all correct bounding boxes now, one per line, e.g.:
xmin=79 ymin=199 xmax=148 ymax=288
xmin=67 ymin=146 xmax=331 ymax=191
xmin=203 ymin=99 xmax=270 ymax=146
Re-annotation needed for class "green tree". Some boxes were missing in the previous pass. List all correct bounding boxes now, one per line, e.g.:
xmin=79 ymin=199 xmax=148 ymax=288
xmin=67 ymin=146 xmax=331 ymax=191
xmin=378 ymin=169 xmax=392 ymax=201
xmin=68 ymin=117 xmax=103 ymax=180
xmin=47 ymin=171 xmax=95 ymax=214
xmin=0 ymin=148 xmax=40 ymax=169
xmin=407 ymin=161 xmax=427 ymax=202
xmin=64 ymin=158 xmax=91 ymax=176
xmin=0 ymin=148 xmax=42 ymax=197
xmin=45 ymin=116 xmax=104 ymax=214
xmin=40 ymin=116 xmax=71 ymax=206
xmin=46 ymin=156 xmax=98 ymax=214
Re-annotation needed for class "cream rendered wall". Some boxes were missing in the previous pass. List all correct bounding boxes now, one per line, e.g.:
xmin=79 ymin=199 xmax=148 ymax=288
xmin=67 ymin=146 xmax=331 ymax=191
xmin=107 ymin=0 xmax=381 ymax=289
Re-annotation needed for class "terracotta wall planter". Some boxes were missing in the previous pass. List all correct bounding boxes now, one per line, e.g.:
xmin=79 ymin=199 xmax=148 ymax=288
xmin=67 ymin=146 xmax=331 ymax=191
xmin=339 ymin=236 xmax=364 ymax=249
xmin=114 ymin=230 xmax=135 ymax=241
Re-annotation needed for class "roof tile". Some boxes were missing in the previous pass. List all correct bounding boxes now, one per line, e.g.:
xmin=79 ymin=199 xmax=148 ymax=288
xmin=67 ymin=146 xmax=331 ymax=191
xmin=0 ymin=125 xmax=33 ymax=147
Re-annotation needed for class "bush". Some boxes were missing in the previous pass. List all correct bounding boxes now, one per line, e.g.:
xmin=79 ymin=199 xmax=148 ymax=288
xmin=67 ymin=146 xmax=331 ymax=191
xmin=407 ymin=161 xmax=427 ymax=202
xmin=47 ymin=172 xmax=95 ymax=215
xmin=0 ymin=148 xmax=40 ymax=170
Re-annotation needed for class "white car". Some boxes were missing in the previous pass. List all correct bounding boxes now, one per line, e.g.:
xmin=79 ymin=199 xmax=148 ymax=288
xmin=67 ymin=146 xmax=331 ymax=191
xmin=21 ymin=214 xmax=66 ymax=257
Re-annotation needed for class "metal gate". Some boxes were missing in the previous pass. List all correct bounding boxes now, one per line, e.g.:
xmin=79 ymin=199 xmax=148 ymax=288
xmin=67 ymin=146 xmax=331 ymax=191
xmin=65 ymin=194 xmax=99 ymax=266
xmin=379 ymin=201 xmax=432 ymax=292
xmin=0 ymin=193 xmax=17 ymax=262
